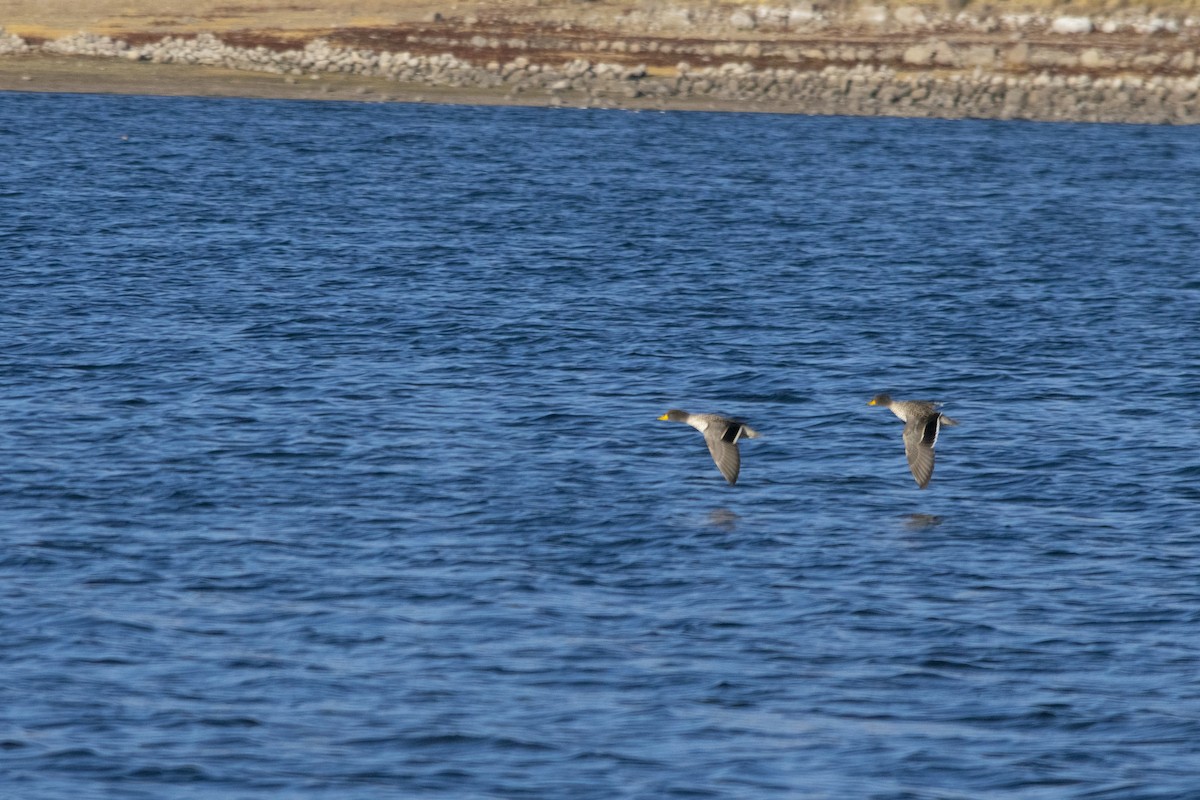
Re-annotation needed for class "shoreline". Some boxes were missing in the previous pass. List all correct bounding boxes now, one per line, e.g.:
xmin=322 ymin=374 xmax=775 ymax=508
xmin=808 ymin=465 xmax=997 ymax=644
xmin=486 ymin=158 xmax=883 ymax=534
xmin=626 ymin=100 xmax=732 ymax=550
xmin=3 ymin=1 xmax=1200 ymax=124
xmin=0 ymin=53 xmax=784 ymax=114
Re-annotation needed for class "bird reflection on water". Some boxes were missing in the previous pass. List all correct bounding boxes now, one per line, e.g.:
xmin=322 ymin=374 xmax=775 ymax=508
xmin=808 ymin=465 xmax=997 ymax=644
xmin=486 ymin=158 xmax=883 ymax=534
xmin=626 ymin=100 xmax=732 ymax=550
xmin=707 ymin=508 xmax=740 ymax=530
xmin=904 ymin=513 xmax=944 ymax=530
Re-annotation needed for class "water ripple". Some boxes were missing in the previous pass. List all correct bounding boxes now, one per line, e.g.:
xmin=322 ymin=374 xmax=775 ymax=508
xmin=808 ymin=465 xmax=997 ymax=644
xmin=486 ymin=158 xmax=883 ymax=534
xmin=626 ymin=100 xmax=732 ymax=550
xmin=1 ymin=93 xmax=1199 ymax=799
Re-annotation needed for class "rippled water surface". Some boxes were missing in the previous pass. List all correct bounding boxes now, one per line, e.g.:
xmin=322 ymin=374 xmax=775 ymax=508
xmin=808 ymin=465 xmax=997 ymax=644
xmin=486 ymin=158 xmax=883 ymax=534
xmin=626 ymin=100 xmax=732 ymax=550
xmin=3 ymin=91 xmax=1199 ymax=799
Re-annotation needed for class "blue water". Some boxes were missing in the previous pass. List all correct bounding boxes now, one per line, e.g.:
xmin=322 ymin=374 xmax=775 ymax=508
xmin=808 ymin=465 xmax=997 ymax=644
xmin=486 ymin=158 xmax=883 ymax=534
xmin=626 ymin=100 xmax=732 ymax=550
xmin=2 ymin=91 xmax=1199 ymax=799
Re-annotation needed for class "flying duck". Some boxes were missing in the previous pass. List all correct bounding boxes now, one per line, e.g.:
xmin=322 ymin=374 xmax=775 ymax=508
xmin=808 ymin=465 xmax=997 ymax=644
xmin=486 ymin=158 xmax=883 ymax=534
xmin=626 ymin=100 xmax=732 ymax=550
xmin=868 ymin=394 xmax=957 ymax=489
xmin=657 ymin=409 xmax=760 ymax=485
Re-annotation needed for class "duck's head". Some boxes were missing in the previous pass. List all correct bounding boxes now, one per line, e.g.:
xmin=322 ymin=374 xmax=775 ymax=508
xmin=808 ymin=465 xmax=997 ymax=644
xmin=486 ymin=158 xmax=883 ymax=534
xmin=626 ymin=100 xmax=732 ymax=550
xmin=867 ymin=394 xmax=892 ymax=407
xmin=658 ymin=409 xmax=688 ymax=422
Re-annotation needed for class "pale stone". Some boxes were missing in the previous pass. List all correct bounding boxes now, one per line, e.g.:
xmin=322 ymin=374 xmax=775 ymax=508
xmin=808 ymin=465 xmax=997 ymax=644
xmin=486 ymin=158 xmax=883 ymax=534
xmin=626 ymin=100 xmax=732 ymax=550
xmin=755 ymin=6 xmax=789 ymax=28
xmin=1031 ymin=48 xmax=1077 ymax=68
xmin=962 ymin=45 xmax=996 ymax=67
xmin=789 ymin=5 xmax=818 ymax=26
xmin=858 ymin=5 xmax=888 ymax=26
xmin=894 ymin=6 xmax=927 ymax=27
xmin=1051 ymin=16 xmax=1093 ymax=35
xmin=903 ymin=43 xmax=934 ymax=66
xmin=1080 ymin=48 xmax=1114 ymax=69
xmin=730 ymin=10 xmax=756 ymax=30
xmin=933 ymin=41 xmax=959 ymax=67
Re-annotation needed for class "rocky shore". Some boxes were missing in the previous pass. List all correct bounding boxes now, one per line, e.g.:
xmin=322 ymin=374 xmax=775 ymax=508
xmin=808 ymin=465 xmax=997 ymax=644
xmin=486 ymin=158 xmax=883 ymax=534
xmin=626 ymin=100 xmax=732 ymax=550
xmin=3 ymin=1 xmax=1200 ymax=123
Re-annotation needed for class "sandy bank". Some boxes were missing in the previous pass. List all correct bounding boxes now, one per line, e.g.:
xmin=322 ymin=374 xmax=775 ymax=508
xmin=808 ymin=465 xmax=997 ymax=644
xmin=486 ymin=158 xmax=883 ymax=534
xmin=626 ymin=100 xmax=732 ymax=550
xmin=0 ymin=53 xmax=777 ymax=114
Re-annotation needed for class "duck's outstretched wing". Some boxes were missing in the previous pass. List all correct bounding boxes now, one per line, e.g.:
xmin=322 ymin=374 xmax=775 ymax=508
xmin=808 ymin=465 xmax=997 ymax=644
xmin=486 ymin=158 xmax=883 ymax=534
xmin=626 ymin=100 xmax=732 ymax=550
xmin=700 ymin=420 xmax=755 ymax=485
xmin=902 ymin=414 xmax=943 ymax=489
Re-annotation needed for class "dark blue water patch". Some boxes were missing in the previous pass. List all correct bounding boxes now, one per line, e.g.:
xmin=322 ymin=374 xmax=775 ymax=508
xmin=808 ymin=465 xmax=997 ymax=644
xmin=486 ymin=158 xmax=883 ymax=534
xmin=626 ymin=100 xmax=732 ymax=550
xmin=2 ymin=90 xmax=1200 ymax=799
